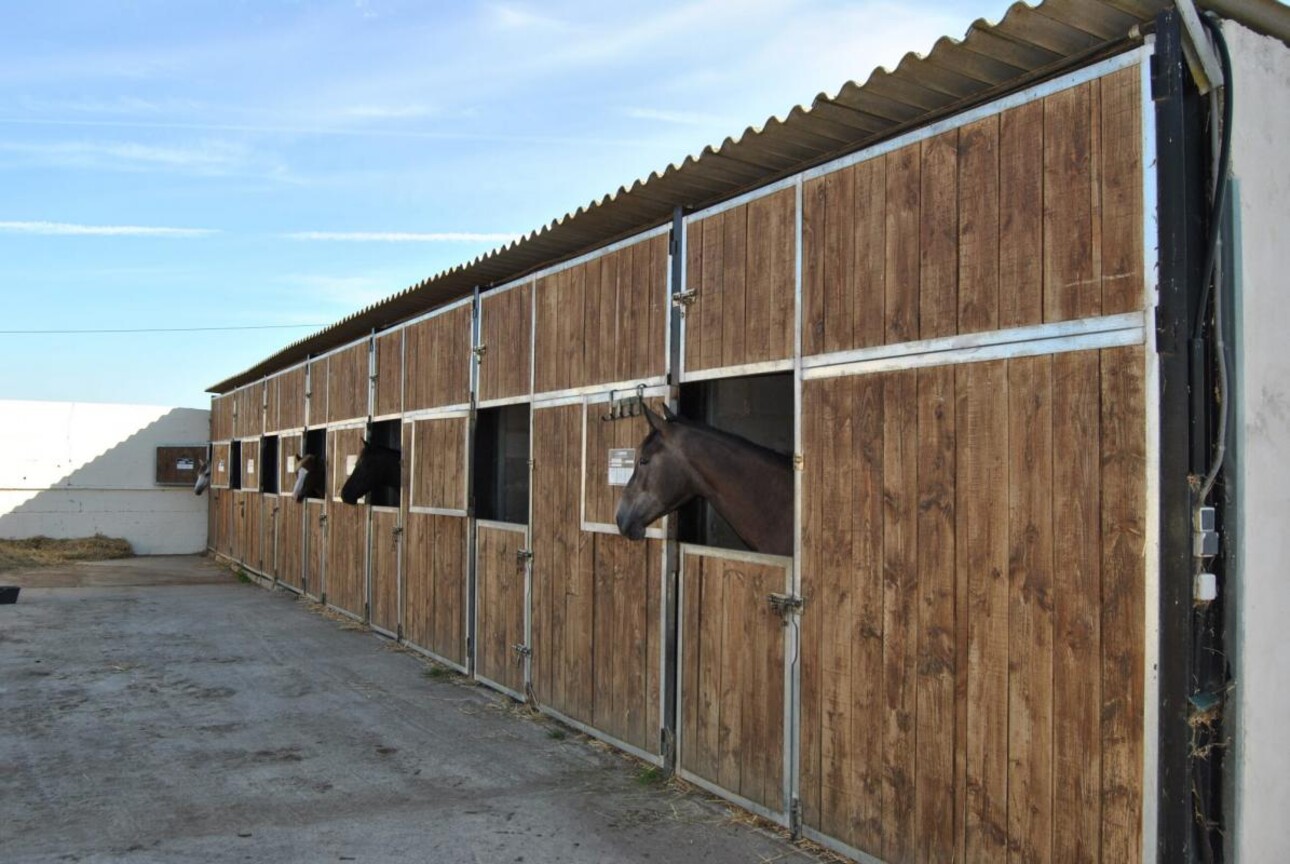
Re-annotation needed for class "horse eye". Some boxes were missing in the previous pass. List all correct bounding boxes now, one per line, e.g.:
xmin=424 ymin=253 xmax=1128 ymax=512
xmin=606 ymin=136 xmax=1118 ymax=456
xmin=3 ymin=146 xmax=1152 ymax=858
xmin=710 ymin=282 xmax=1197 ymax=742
xmin=638 ymin=458 xmax=650 ymax=466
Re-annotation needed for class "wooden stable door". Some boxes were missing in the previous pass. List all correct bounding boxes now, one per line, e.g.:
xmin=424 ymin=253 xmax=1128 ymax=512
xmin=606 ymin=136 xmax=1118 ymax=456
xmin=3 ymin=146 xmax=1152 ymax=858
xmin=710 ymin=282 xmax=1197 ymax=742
xmin=325 ymin=427 xmax=367 ymax=617
xmin=799 ymin=347 xmax=1147 ymax=864
xmin=679 ymin=549 xmax=790 ymax=817
xmin=402 ymin=415 xmax=470 ymax=667
xmin=369 ymin=509 xmax=400 ymax=634
xmin=474 ymin=523 xmax=528 ymax=698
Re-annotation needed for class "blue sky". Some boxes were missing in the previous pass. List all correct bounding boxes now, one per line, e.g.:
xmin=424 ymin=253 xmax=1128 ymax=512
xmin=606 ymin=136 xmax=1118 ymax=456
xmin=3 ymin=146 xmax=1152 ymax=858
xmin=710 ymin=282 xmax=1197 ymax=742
xmin=0 ymin=0 xmax=1012 ymax=410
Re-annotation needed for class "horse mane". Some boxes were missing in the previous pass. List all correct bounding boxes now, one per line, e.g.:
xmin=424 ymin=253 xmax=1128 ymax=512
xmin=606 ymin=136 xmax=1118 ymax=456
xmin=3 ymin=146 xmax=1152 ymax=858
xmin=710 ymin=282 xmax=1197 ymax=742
xmin=670 ymin=416 xmax=791 ymax=466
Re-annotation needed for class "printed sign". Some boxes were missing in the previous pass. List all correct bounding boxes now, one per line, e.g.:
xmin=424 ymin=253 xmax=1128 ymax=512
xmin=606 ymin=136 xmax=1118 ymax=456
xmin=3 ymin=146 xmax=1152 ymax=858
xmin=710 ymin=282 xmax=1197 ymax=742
xmin=287 ymin=455 xmax=297 ymax=473
xmin=608 ymin=448 xmax=635 ymax=486
xmin=346 ymin=454 xmax=358 ymax=475
xmin=218 ymin=460 xmax=225 ymax=472
xmin=246 ymin=458 xmax=255 ymax=475
xmin=176 ymin=458 xmax=195 ymax=471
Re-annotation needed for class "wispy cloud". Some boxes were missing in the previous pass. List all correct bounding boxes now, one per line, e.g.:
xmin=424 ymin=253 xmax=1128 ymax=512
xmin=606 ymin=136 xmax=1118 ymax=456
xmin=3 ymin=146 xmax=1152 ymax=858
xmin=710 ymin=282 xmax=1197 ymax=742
xmin=278 ymin=274 xmax=395 ymax=310
xmin=286 ymin=230 xmax=518 ymax=243
xmin=0 ymin=220 xmax=217 ymax=237
xmin=0 ymin=137 xmax=296 ymax=180
xmin=338 ymin=103 xmax=436 ymax=120
xmin=622 ymin=107 xmax=734 ymax=127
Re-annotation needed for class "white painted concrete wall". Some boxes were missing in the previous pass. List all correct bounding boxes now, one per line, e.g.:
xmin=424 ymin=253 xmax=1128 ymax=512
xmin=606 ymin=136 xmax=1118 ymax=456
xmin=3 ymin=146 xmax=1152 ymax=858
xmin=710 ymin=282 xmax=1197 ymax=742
xmin=1224 ymin=20 xmax=1290 ymax=864
xmin=0 ymin=400 xmax=209 ymax=555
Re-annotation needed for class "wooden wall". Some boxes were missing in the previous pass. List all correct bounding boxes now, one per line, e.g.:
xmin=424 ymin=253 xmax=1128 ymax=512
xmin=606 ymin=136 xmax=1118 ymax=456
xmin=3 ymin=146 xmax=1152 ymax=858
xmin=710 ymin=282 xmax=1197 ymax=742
xmin=404 ymin=513 xmax=467 ymax=664
xmin=478 ymin=285 xmax=531 ymax=403
xmin=370 ymin=508 xmax=400 ymax=633
xmin=475 ymin=524 xmax=527 ymax=694
xmin=242 ymin=491 xmax=263 ymax=573
xmin=233 ymin=383 xmax=263 ymax=438
xmin=534 ymin=234 xmax=668 ymax=395
xmin=680 ymin=552 xmax=788 ymax=811
xmin=305 ymin=499 xmax=326 ymax=599
xmin=530 ymin=404 xmax=663 ymax=753
xmin=276 ymin=365 xmax=307 ymax=432
xmin=409 ymin=417 xmax=467 ymax=510
xmin=211 ymin=395 xmax=234 ymax=441
xmin=327 ymin=342 xmax=369 ymax=423
xmin=684 ymin=188 xmax=796 ymax=373
xmin=326 ymin=426 xmax=367 ymax=616
xmin=276 ymin=495 xmax=304 ymax=590
xmin=211 ymin=442 xmax=231 ymax=488
xmin=405 ymin=303 xmax=472 ymax=410
xmin=802 ymin=67 xmax=1142 ymax=356
xmin=798 ymin=345 xmax=1146 ymax=863
xmin=374 ymin=329 xmax=403 ymax=417
xmin=308 ymin=357 xmax=329 ymax=427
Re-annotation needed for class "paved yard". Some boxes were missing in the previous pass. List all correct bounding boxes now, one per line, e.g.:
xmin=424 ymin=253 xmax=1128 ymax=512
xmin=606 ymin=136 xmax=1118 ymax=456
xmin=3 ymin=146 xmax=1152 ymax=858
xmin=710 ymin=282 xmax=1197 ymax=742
xmin=0 ymin=556 xmax=819 ymax=864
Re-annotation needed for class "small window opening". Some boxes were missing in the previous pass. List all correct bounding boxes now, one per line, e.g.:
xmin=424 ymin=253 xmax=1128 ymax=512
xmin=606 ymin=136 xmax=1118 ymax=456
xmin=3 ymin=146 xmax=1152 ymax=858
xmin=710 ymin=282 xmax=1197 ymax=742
xmin=260 ymin=436 xmax=279 ymax=494
xmin=230 ymin=440 xmax=243 ymax=490
xmin=677 ymin=372 xmax=794 ymax=552
xmin=474 ymin=404 xmax=530 ymax=524
xmin=367 ymin=419 xmax=401 ymax=508
xmin=303 ymin=428 xmax=327 ymax=501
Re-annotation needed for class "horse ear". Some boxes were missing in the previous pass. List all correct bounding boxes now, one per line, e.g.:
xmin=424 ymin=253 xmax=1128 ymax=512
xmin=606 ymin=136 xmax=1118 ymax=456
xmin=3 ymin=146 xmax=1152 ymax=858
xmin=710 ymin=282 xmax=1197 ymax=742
xmin=661 ymin=404 xmax=677 ymax=422
xmin=643 ymin=404 xmax=668 ymax=434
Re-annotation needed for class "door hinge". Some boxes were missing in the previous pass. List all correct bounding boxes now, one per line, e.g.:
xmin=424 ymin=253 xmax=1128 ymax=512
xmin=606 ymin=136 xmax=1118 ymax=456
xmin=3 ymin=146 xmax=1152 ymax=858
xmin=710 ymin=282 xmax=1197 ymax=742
xmin=768 ymin=592 xmax=805 ymax=624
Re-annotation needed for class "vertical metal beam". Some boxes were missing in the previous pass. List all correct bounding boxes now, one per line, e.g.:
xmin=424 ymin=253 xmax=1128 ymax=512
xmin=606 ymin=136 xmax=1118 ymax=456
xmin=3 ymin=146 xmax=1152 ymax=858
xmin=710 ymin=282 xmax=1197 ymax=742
xmin=662 ymin=205 xmax=685 ymax=770
xmin=466 ymin=287 xmax=481 ymax=676
xmin=1152 ymin=10 xmax=1207 ymax=861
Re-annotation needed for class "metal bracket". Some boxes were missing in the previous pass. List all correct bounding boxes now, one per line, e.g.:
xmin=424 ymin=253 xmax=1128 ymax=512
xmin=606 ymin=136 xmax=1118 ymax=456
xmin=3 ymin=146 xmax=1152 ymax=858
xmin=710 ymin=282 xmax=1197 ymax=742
xmin=392 ymin=525 xmax=404 ymax=537
xmin=671 ymin=290 xmax=697 ymax=309
xmin=790 ymin=796 xmax=803 ymax=839
xmin=792 ymin=453 xmax=804 ymax=471
xmin=512 ymin=643 xmax=532 ymax=658
xmin=472 ymin=344 xmax=488 ymax=361
xmin=768 ymin=592 xmax=805 ymax=624
xmin=602 ymin=384 xmax=647 ymax=421
xmin=516 ymin=549 xmax=533 ymax=565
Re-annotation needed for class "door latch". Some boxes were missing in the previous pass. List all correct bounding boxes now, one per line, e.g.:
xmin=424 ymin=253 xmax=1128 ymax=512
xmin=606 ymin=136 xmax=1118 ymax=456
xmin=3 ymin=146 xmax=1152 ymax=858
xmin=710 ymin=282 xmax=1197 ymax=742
xmin=768 ymin=592 xmax=805 ymax=624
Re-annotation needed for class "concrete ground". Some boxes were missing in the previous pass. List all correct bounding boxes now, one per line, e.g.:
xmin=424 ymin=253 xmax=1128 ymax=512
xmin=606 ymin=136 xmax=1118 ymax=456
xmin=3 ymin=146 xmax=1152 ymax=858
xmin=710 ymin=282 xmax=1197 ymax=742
xmin=0 ymin=556 xmax=821 ymax=864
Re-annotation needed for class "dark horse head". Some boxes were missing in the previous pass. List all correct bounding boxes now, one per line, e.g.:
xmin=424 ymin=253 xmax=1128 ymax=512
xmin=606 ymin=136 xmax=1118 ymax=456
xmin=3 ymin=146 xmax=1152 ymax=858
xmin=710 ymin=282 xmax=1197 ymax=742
xmin=193 ymin=459 xmax=211 ymax=496
xmin=292 ymin=453 xmax=325 ymax=503
xmin=339 ymin=438 xmax=401 ymax=505
xmin=615 ymin=405 xmax=794 ymax=556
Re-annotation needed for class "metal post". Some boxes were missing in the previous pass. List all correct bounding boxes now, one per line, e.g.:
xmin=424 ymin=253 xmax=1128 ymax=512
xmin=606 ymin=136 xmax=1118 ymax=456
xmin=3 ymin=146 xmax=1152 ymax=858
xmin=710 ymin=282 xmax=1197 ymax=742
xmin=662 ymin=205 xmax=685 ymax=770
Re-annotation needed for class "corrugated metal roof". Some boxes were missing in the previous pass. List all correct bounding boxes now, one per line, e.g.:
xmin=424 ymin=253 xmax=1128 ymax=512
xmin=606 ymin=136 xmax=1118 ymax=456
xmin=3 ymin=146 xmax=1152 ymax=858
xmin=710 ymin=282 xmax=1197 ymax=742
xmin=208 ymin=0 xmax=1259 ymax=395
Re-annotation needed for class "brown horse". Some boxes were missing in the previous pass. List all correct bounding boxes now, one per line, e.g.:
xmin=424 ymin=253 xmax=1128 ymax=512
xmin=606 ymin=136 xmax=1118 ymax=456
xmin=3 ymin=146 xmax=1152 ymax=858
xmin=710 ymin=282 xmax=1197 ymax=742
xmin=339 ymin=439 xmax=400 ymax=505
xmin=615 ymin=405 xmax=793 ymax=556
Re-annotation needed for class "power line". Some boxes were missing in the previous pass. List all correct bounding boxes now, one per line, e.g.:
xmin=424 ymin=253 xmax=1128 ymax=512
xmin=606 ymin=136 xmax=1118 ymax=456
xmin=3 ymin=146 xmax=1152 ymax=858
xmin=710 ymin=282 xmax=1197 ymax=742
xmin=0 ymin=324 xmax=324 ymax=335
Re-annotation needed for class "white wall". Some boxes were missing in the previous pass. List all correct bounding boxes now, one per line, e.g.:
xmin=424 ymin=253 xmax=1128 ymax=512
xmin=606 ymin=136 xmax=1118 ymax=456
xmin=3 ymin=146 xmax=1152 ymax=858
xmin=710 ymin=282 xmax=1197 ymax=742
xmin=0 ymin=399 xmax=209 ymax=555
xmin=1224 ymin=20 xmax=1290 ymax=864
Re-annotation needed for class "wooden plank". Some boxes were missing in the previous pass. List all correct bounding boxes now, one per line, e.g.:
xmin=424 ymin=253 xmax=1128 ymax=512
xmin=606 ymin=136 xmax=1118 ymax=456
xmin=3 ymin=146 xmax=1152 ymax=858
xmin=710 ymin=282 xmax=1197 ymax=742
xmin=769 ymin=187 xmax=796 ymax=361
xmin=882 ymin=369 xmax=918 ymax=863
xmin=1007 ymin=355 xmax=1054 ymax=863
xmin=1044 ymin=83 xmax=1100 ymax=322
xmin=645 ymin=538 xmax=662 ymax=754
xmin=681 ymin=555 xmax=701 ymax=774
xmin=759 ymin=561 xmax=785 ymax=813
xmin=1099 ymin=67 xmax=1144 ymax=315
xmin=583 ymin=257 xmax=604 ymax=391
xmin=721 ymin=206 xmax=747 ymax=368
xmin=915 ymin=364 xmax=957 ymax=862
xmin=717 ymin=558 xmax=745 ymax=796
xmin=885 ymin=144 xmax=921 ymax=344
xmin=375 ymin=330 xmax=402 ymax=417
xmin=959 ymin=361 xmax=1010 ymax=863
xmin=744 ymin=198 xmax=771 ymax=364
xmin=802 ymin=176 xmax=827 ymax=356
xmin=628 ymin=236 xmax=652 ymax=383
xmin=852 ymin=156 xmax=887 ymax=350
xmin=920 ymin=130 xmax=960 ymax=340
xmin=696 ymin=555 xmax=723 ymax=782
xmin=700 ymin=216 xmax=724 ymax=372
xmin=823 ymin=167 xmax=856 ymax=354
xmin=370 ymin=509 xmax=400 ymax=633
xmin=958 ymin=116 xmax=1000 ymax=334
xmin=1100 ymin=344 xmax=1145 ymax=862
xmin=849 ymin=373 xmax=885 ymax=851
xmin=818 ymin=377 xmax=854 ymax=838
xmin=999 ymin=100 xmax=1044 ymax=328
xmin=645 ymin=234 xmax=667 ymax=382
xmin=1052 ymin=349 xmax=1102 ymax=863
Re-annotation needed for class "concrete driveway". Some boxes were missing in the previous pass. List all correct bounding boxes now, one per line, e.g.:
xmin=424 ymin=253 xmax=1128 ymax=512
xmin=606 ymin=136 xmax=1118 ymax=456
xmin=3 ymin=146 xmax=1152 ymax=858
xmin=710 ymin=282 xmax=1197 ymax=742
xmin=0 ymin=556 xmax=821 ymax=864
